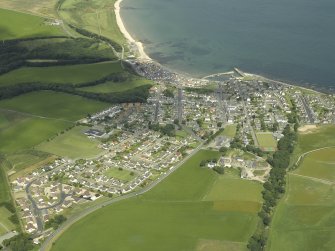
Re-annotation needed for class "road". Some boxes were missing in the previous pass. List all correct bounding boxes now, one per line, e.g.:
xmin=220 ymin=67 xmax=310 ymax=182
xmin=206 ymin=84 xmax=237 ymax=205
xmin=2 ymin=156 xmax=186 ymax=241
xmin=242 ymin=100 xmax=259 ymax=147
xmin=39 ymin=143 xmax=204 ymax=251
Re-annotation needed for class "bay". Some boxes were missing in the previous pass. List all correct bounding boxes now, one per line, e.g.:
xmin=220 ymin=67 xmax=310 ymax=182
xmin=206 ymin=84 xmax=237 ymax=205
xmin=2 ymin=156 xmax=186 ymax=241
xmin=121 ymin=0 xmax=335 ymax=91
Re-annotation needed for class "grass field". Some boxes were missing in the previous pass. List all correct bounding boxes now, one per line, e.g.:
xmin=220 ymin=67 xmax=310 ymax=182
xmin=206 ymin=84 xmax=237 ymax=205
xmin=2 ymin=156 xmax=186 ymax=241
xmin=36 ymin=126 xmax=104 ymax=159
xmin=59 ymin=0 xmax=126 ymax=46
xmin=256 ymin=132 xmax=277 ymax=151
xmin=221 ymin=124 xmax=237 ymax=138
xmin=104 ymin=168 xmax=135 ymax=182
xmin=0 ymin=110 xmax=72 ymax=153
xmin=51 ymin=150 xmax=262 ymax=251
xmin=0 ymin=91 xmax=109 ymax=121
xmin=0 ymin=62 xmax=123 ymax=87
xmin=0 ymin=161 xmax=16 ymax=235
xmin=80 ymin=78 xmax=152 ymax=93
xmin=0 ymin=0 xmax=59 ymax=18
xmin=292 ymin=125 xmax=335 ymax=162
xmin=267 ymin=127 xmax=335 ymax=251
xmin=0 ymin=8 xmax=64 ymax=40
xmin=0 ymin=207 xmax=16 ymax=235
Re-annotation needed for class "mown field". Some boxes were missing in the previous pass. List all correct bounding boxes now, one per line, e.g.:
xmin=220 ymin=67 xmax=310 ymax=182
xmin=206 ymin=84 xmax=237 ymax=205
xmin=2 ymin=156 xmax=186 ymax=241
xmin=36 ymin=126 xmax=104 ymax=159
xmin=51 ymin=150 xmax=263 ymax=251
xmin=0 ymin=91 xmax=109 ymax=121
xmin=221 ymin=124 xmax=237 ymax=138
xmin=0 ymin=62 xmax=122 ymax=87
xmin=0 ymin=8 xmax=64 ymax=40
xmin=267 ymin=126 xmax=335 ymax=251
xmin=256 ymin=132 xmax=277 ymax=151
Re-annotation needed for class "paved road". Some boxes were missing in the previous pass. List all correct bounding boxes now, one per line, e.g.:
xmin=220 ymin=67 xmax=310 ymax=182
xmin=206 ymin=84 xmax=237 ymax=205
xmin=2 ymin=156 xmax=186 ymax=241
xmin=40 ymin=143 xmax=204 ymax=251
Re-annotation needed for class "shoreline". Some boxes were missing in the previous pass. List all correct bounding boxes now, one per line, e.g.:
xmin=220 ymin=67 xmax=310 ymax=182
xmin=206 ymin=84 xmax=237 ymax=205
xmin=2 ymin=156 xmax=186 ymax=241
xmin=114 ymin=0 xmax=151 ymax=61
xmin=114 ymin=0 xmax=333 ymax=96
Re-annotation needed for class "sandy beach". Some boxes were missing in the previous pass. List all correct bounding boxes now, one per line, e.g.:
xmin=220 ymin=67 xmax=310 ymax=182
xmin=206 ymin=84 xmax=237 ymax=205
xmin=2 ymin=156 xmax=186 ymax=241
xmin=114 ymin=0 xmax=151 ymax=61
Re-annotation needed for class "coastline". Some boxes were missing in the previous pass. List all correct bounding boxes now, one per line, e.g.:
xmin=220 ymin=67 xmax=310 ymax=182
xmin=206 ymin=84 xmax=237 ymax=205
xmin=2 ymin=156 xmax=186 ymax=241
xmin=114 ymin=0 xmax=151 ymax=61
xmin=114 ymin=0 xmax=332 ymax=95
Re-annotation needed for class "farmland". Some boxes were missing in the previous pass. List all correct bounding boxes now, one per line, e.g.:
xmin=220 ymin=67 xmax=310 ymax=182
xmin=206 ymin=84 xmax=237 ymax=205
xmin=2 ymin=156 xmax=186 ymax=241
xmin=0 ymin=62 xmax=123 ymax=87
xmin=0 ymin=0 xmax=59 ymax=18
xmin=80 ymin=78 xmax=153 ymax=93
xmin=59 ymin=0 xmax=126 ymax=46
xmin=0 ymin=161 xmax=16 ymax=235
xmin=0 ymin=91 xmax=109 ymax=121
xmin=51 ymin=150 xmax=262 ymax=251
xmin=36 ymin=126 xmax=104 ymax=159
xmin=267 ymin=126 xmax=335 ymax=251
xmin=0 ymin=8 xmax=64 ymax=40
xmin=0 ymin=110 xmax=71 ymax=153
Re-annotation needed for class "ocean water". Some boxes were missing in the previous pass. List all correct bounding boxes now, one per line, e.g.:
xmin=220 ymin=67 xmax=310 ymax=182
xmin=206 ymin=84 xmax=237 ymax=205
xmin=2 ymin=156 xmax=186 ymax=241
xmin=121 ymin=0 xmax=335 ymax=91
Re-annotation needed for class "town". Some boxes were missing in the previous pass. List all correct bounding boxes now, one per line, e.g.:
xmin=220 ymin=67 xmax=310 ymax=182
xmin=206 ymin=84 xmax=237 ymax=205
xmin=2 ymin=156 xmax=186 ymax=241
xmin=8 ymin=59 xmax=335 ymax=244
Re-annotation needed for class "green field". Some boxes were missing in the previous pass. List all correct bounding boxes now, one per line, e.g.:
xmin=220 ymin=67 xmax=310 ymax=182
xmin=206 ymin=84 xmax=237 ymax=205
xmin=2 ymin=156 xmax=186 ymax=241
xmin=80 ymin=78 xmax=152 ymax=93
xmin=0 ymin=0 xmax=59 ymax=18
xmin=267 ymin=127 xmax=335 ymax=251
xmin=5 ymin=150 xmax=51 ymax=172
xmin=292 ymin=125 xmax=335 ymax=163
xmin=0 ymin=8 xmax=64 ymax=40
xmin=104 ymin=168 xmax=135 ymax=182
xmin=221 ymin=124 xmax=237 ymax=138
xmin=0 ymin=161 xmax=16 ymax=235
xmin=51 ymin=150 xmax=262 ymax=251
xmin=59 ymin=0 xmax=126 ymax=46
xmin=0 ymin=62 xmax=123 ymax=87
xmin=36 ymin=126 xmax=104 ymax=159
xmin=0 ymin=110 xmax=71 ymax=153
xmin=0 ymin=91 xmax=109 ymax=121
xmin=256 ymin=132 xmax=277 ymax=151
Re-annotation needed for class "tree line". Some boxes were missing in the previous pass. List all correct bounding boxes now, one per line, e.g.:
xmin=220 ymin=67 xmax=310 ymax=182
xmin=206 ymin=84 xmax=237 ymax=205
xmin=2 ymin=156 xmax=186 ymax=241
xmin=0 ymin=81 xmax=152 ymax=104
xmin=247 ymin=124 xmax=297 ymax=251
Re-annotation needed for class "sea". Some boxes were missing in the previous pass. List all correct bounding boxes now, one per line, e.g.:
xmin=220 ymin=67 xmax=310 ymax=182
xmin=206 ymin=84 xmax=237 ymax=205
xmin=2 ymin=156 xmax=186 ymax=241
xmin=121 ymin=0 xmax=335 ymax=92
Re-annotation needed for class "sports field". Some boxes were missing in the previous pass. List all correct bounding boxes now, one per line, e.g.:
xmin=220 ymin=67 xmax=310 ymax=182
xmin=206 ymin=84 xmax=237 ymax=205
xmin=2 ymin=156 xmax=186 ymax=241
xmin=80 ymin=78 xmax=152 ymax=93
xmin=0 ymin=91 xmax=109 ymax=121
xmin=267 ymin=126 xmax=335 ymax=251
xmin=51 ymin=150 xmax=262 ymax=251
xmin=0 ymin=8 xmax=64 ymax=40
xmin=256 ymin=132 xmax=277 ymax=151
xmin=36 ymin=126 xmax=104 ymax=159
xmin=0 ymin=62 xmax=122 ymax=87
